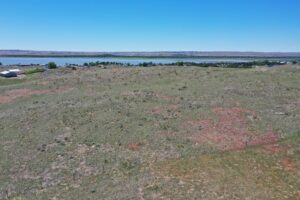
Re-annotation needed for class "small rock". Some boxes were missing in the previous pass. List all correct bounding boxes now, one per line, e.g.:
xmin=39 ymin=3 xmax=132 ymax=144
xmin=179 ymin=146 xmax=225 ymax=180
xmin=275 ymin=112 xmax=285 ymax=115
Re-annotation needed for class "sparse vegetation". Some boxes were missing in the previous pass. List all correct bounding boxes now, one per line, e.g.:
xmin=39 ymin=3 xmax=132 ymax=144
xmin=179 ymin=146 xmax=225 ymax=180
xmin=167 ymin=60 xmax=287 ymax=68
xmin=0 ymin=64 xmax=299 ymax=199
xmin=84 ymin=61 xmax=132 ymax=67
xmin=23 ymin=68 xmax=46 ymax=75
xmin=81 ymin=60 xmax=289 ymax=68
xmin=2 ymin=59 xmax=296 ymax=69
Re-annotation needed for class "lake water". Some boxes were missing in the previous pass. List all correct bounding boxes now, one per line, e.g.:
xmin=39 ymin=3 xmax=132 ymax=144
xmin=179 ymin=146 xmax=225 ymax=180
xmin=0 ymin=57 xmax=252 ymax=66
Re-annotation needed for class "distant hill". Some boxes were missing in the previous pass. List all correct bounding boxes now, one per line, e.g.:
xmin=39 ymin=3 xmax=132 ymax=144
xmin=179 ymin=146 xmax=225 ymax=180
xmin=1 ymin=50 xmax=300 ymax=58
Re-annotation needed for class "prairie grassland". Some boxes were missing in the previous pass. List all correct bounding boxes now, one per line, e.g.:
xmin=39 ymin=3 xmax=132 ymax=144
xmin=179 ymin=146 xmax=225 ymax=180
xmin=0 ymin=65 xmax=299 ymax=199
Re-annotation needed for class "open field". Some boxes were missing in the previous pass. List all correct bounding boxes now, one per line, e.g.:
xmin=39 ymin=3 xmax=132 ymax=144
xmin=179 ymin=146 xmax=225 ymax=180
xmin=0 ymin=65 xmax=299 ymax=199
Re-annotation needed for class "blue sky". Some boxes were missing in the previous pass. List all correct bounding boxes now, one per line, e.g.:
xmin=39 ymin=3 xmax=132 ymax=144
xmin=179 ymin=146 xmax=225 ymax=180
xmin=0 ymin=0 xmax=300 ymax=52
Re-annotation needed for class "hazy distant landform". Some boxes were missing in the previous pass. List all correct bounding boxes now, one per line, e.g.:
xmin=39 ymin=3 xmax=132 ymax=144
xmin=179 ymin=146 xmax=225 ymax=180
xmin=1 ymin=50 xmax=300 ymax=58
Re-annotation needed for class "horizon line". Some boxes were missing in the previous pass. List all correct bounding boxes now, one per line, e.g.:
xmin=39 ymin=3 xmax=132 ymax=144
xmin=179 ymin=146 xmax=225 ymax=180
xmin=1 ymin=49 xmax=300 ymax=53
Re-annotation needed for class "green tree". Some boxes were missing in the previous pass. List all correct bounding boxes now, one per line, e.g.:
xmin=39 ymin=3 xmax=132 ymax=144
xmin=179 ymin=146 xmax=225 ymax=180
xmin=83 ymin=62 xmax=89 ymax=67
xmin=48 ymin=62 xmax=57 ymax=69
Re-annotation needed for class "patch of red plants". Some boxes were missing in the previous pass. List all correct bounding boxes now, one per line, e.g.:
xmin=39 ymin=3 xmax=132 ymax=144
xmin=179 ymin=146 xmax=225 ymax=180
xmin=127 ymin=143 xmax=140 ymax=151
xmin=0 ymin=87 xmax=74 ymax=104
xmin=262 ymin=144 xmax=288 ymax=154
xmin=0 ymin=88 xmax=48 ymax=104
xmin=184 ymin=107 xmax=279 ymax=151
xmin=280 ymin=159 xmax=298 ymax=172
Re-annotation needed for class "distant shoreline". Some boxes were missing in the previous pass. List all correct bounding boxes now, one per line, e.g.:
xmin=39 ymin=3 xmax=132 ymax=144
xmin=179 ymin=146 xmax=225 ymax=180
xmin=1 ymin=50 xmax=300 ymax=58
xmin=1 ymin=56 xmax=300 ymax=60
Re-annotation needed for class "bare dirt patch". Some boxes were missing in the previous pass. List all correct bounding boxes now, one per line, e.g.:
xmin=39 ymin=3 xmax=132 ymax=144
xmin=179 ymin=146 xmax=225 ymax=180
xmin=184 ymin=107 xmax=279 ymax=151
xmin=0 ymin=89 xmax=48 ymax=104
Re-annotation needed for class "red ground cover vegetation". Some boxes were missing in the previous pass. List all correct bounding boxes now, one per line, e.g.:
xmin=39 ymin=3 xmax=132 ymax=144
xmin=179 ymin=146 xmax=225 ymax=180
xmin=0 ymin=87 xmax=74 ymax=104
xmin=280 ymin=159 xmax=298 ymax=172
xmin=0 ymin=89 xmax=48 ymax=104
xmin=262 ymin=144 xmax=289 ymax=154
xmin=127 ymin=143 xmax=140 ymax=151
xmin=184 ymin=107 xmax=279 ymax=151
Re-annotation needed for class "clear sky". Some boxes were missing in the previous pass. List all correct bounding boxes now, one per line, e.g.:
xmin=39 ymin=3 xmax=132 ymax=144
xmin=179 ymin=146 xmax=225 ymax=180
xmin=0 ymin=0 xmax=300 ymax=52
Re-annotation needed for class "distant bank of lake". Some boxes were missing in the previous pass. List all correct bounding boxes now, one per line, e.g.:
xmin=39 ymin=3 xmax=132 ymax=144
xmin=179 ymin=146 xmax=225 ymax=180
xmin=0 ymin=57 xmax=258 ymax=66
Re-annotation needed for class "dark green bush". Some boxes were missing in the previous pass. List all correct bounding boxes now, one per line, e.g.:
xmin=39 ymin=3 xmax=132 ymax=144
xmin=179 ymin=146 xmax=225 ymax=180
xmin=48 ymin=62 xmax=57 ymax=69
xmin=139 ymin=62 xmax=156 ymax=67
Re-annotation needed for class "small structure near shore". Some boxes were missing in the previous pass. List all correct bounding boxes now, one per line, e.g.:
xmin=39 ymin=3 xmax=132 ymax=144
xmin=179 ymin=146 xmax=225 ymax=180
xmin=0 ymin=69 xmax=21 ymax=78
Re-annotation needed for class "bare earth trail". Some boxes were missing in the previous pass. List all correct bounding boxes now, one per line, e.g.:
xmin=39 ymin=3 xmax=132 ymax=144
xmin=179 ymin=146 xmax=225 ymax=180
xmin=0 ymin=65 xmax=299 ymax=199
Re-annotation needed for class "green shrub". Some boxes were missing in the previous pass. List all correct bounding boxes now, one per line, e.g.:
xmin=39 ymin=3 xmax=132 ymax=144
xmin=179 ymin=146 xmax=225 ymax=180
xmin=175 ymin=62 xmax=184 ymax=66
xmin=24 ymin=68 xmax=46 ymax=75
xmin=140 ymin=62 xmax=156 ymax=67
xmin=84 ymin=61 xmax=133 ymax=67
xmin=48 ymin=62 xmax=57 ymax=69
xmin=164 ymin=60 xmax=285 ymax=68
